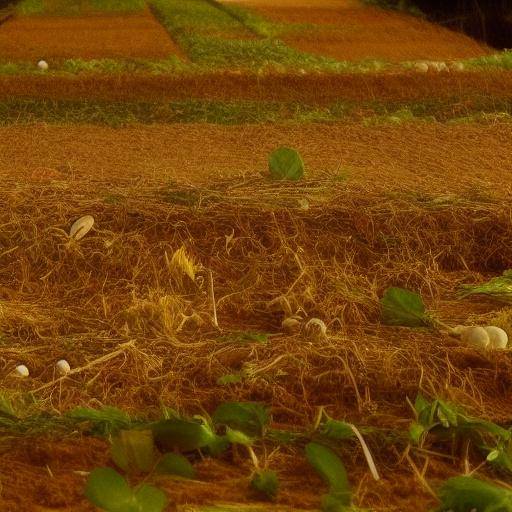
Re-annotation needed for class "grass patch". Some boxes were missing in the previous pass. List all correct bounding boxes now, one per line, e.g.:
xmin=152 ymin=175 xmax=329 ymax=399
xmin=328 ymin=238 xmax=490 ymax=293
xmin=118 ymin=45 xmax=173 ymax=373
xmin=1 ymin=98 xmax=512 ymax=126
xmin=16 ymin=0 xmax=145 ymax=15
xmin=148 ymin=0 xmax=348 ymax=71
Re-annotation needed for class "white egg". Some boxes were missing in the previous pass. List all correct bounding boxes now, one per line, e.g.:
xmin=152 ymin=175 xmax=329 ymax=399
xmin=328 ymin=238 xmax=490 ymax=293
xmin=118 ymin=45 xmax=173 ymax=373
xmin=461 ymin=326 xmax=490 ymax=349
xmin=282 ymin=316 xmax=302 ymax=334
xmin=304 ymin=318 xmax=327 ymax=339
xmin=37 ymin=60 xmax=49 ymax=71
xmin=15 ymin=365 xmax=29 ymax=377
xmin=484 ymin=326 xmax=508 ymax=349
xmin=69 ymin=215 xmax=95 ymax=240
xmin=56 ymin=359 xmax=71 ymax=376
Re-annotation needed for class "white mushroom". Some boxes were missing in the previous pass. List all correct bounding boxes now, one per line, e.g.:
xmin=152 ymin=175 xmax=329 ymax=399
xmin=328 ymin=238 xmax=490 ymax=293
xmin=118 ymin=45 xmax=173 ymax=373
xmin=37 ymin=60 xmax=49 ymax=71
xmin=15 ymin=365 xmax=29 ymax=377
xmin=484 ymin=326 xmax=508 ymax=349
xmin=461 ymin=326 xmax=490 ymax=349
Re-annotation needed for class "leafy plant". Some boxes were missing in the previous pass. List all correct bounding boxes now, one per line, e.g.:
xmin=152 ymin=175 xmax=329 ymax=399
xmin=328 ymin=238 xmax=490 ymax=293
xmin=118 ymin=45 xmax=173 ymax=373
xmin=67 ymin=406 xmax=134 ymax=436
xmin=212 ymin=402 xmax=270 ymax=438
xmin=111 ymin=430 xmax=156 ymax=474
xmin=251 ymin=470 xmax=279 ymax=500
xmin=305 ymin=442 xmax=351 ymax=509
xmin=459 ymin=270 xmax=512 ymax=303
xmin=436 ymin=476 xmax=512 ymax=512
xmin=268 ymin=147 xmax=305 ymax=181
xmin=218 ymin=331 xmax=269 ymax=344
xmin=85 ymin=467 xmax=167 ymax=512
xmin=151 ymin=417 xmax=217 ymax=452
xmin=410 ymin=394 xmax=512 ymax=472
xmin=155 ymin=453 xmax=195 ymax=479
xmin=380 ymin=287 xmax=433 ymax=327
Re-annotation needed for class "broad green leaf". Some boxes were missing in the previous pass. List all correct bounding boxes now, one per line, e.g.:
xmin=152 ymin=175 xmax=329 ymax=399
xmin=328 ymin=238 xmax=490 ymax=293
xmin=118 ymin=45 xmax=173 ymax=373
xmin=84 ymin=467 xmax=134 ymax=512
xmin=436 ymin=476 xmax=512 ymax=512
xmin=151 ymin=418 xmax=216 ymax=452
xmin=68 ymin=406 xmax=133 ymax=436
xmin=134 ymin=484 xmax=168 ymax=512
xmin=437 ymin=400 xmax=458 ymax=427
xmin=206 ymin=434 xmax=231 ymax=457
xmin=111 ymin=429 xmax=156 ymax=474
xmin=380 ymin=287 xmax=431 ymax=327
xmin=305 ymin=443 xmax=350 ymax=503
xmin=409 ymin=422 xmax=425 ymax=444
xmin=156 ymin=453 xmax=195 ymax=479
xmin=217 ymin=373 xmax=243 ymax=385
xmin=320 ymin=419 xmax=355 ymax=441
xmin=226 ymin=427 xmax=255 ymax=446
xmin=251 ymin=470 xmax=279 ymax=500
xmin=212 ymin=402 xmax=269 ymax=438
xmin=268 ymin=147 xmax=305 ymax=181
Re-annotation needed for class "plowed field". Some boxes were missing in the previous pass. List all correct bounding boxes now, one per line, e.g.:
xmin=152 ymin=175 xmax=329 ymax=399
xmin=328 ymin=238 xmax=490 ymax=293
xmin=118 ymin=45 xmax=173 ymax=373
xmin=229 ymin=0 xmax=490 ymax=61
xmin=0 ymin=10 xmax=183 ymax=61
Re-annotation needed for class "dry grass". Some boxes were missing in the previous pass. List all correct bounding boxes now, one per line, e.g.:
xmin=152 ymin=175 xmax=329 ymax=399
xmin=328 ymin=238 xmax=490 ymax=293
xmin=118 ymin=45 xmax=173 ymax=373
xmin=1 ymin=154 xmax=512 ymax=509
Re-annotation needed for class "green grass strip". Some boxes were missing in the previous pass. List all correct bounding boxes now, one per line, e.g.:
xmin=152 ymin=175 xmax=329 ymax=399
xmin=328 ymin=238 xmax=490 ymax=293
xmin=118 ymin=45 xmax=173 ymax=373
xmin=1 ymin=98 xmax=512 ymax=126
xmin=16 ymin=0 xmax=145 ymax=15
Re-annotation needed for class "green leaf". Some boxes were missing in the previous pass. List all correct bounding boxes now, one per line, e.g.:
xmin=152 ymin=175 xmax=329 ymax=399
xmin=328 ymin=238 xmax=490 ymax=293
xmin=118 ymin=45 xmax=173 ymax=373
xmin=414 ymin=394 xmax=431 ymax=416
xmin=409 ymin=422 xmax=425 ymax=444
xmin=133 ymin=484 xmax=168 ymax=512
xmin=217 ymin=373 xmax=243 ymax=385
xmin=205 ymin=434 xmax=231 ymax=457
xmin=251 ymin=470 xmax=279 ymax=500
xmin=84 ymin=467 xmax=134 ymax=512
xmin=212 ymin=402 xmax=270 ymax=438
xmin=380 ymin=287 xmax=432 ymax=327
xmin=458 ymin=270 xmax=512 ymax=303
xmin=305 ymin=443 xmax=350 ymax=503
xmin=111 ymin=429 xmax=156 ymax=474
xmin=437 ymin=476 xmax=512 ymax=512
xmin=219 ymin=332 xmax=269 ymax=344
xmin=268 ymin=147 xmax=305 ymax=181
xmin=155 ymin=453 xmax=195 ymax=479
xmin=68 ymin=406 xmax=133 ymax=436
xmin=487 ymin=449 xmax=500 ymax=462
xmin=226 ymin=427 xmax=255 ymax=446
xmin=437 ymin=400 xmax=458 ymax=428
xmin=320 ymin=419 xmax=355 ymax=441
xmin=321 ymin=492 xmax=353 ymax=512
xmin=151 ymin=418 xmax=216 ymax=452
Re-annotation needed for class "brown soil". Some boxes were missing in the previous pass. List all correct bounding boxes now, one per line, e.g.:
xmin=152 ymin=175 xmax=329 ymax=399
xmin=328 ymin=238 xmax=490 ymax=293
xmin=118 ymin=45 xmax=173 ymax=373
xmin=1 ymin=122 xmax=511 ymax=196
xmin=0 ymin=11 xmax=183 ymax=61
xmin=1 ymin=70 xmax=511 ymax=104
xmin=234 ymin=1 xmax=489 ymax=61
xmin=1 ymin=121 xmax=512 ymax=510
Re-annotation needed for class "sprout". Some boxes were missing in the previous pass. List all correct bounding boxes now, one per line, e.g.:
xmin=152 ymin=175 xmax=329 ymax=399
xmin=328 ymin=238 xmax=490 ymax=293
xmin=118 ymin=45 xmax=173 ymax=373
xmin=69 ymin=215 xmax=95 ymax=240
xmin=15 ymin=365 xmax=29 ymax=377
xmin=282 ymin=316 xmax=302 ymax=334
xmin=304 ymin=318 xmax=327 ymax=340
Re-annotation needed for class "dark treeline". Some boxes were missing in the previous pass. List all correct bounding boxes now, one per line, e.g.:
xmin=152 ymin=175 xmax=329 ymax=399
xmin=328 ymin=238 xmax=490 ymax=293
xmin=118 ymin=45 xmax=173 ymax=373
xmin=395 ymin=0 xmax=512 ymax=49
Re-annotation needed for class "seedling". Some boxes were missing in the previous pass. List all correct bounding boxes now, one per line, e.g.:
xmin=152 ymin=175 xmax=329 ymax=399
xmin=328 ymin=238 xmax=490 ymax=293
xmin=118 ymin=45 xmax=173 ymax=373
xmin=268 ymin=147 xmax=305 ymax=181
xmin=212 ymin=401 xmax=270 ymax=438
xmin=250 ymin=470 xmax=279 ymax=500
xmin=85 ymin=467 xmax=167 ymax=512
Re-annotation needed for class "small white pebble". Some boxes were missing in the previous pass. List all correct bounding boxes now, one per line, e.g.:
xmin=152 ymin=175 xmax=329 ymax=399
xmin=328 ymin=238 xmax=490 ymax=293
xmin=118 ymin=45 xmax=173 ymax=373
xmin=37 ymin=60 xmax=49 ymax=71
xmin=414 ymin=62 xmax=429 ymax=73
xmin=56 ymin=359 xmax=71 ymax=376
xmin=15 ymin=365 xmax=29 ymax=377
